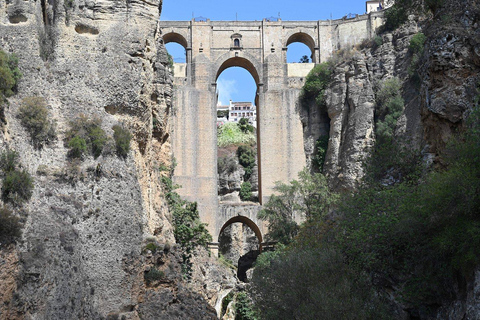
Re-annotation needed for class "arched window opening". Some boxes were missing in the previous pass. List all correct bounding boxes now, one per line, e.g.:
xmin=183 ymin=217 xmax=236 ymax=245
xmin=234 ymin=38 xmax=240 ymax=47
xmin=285 ymin=33 xmax=316 ymax=63
xmin=165 ymin=42 xmax=186 ymax=63
xmin=286 ymin=42 xmax=313 ymax=63
xmin=216 ymin=64 xmax=259 ymax=204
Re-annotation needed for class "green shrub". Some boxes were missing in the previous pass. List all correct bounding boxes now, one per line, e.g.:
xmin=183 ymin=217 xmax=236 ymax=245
xmin=68 ymin=136 xmax=87 ymax=159
xmin=18 ymin=96 xmax=56 ymax=148
xmin=374 ymin=35 xmax=383 ymax=47
xmin=375 ymin=77 xmax=404 ymax=142
xmin=235 ymin=292 xmax=257 ymax=320
xmin=301 ymin=62 xmax=333 ymax=107
xmin=2 ymin=169 xmax=34 ymax=205
xmin=144 ymin=242 xmax=158 ymax=253
xmin=238 ymin=118 xmax=255 ymax=133
xmin=66 ymin=115 xmax=107 ymax=159
xmin=0 ymin=149 xmax=18 ymax=174
xmin=0 ymin=49 xmax=21 ymax=99
xmin=409 ymin=33 xmax=426 ymax=54
xmin=250 ymin=247 xmax=389 ymax=320
xmin=112 ymin=125 xmax=132 ymax=158
xmin=383 ymin=1 xmax=409 ymax=31
xmin=259 ymin=169 xmax=338 ymax=244
xmin=221 ymin=291 xmax=235 ymax=318
xmin=218 ymin=122 xmax=256 ymax=147
xmin=144 ymin=267 xmax=165 ymax=284
xmin=239 ymin=182 xmax=252 ymax=201
xmin=313 ymin=135 xmax=329 ymax=172
xmin=162 ymin=174 xmax=212 ymax=278
xmin=218 ymin=154 xmax=237 ymax=175
xmin=236 ymin=145 xmax=256 ymax=180
xmin=0 ymin=206 xmax=21 ymax=245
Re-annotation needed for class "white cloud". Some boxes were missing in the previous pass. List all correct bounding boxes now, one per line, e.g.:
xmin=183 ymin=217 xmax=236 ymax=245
xmin=216 ymin=78 xmax=238 ymax=105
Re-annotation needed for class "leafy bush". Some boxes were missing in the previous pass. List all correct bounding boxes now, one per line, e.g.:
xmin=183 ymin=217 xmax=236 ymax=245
xmin=0 ymin=206 xmax=21 ymax=245
xmin=162 ymin=174 xmax=212 ymax=278
xmin=67 ymin=136 xmax=87 ymax=159
xmin=236 ymin=145 xmax=256 ymax=181
xmin=374 ymin=35 xmax=383 ymax=47
xmin=313 ymin=135 xmax=329 ymax=172
xmin=18 ymin=96 xmax=56 ymax=148
xmin=409 ymin=33 xmax=426 ymax=54
xmin=259 ymin=169 xmax=338 ymax=244
xmin=250 ymin=247 xmax=389 ymax=320
xmin=0 ymin=49 xmax=21 ymax=99
xmin=383 ymin=3 xmax=408 ymax=31
xmin=0 ymin=149 xmax=33 ymax=206
xmin=0 ymin=149 xmax=18 ymax=174
xmin=218 ymin=122 xmax=256 ymax=147
xmin=218 ymin=154 xmax=237 ymax=175
xmin=66 ymin=114 xmax=107 ymax=159
xmin=235 ymin=292 xmax=257 ymax=320
xmin=239 ymin=182 xmax=252 ymax=201
xmin=144 ymin=242 xmax=158 ymax=253
xmin=144 ymin=267 xmax=165 ymax=285
xmin=408 ymin=33 xmax=426 ymax=79
xmin=301 ymin=62 xmax=333 ymax=107
xmin=112 ymin=125 xmax=132 ymax=158
xmin=238 ymin=118 xmax=255 ymax=133
xmin=375 ymin=77 xmax=404 ymax=142
xmin=2 ymin=169 xmax=34 ymax=205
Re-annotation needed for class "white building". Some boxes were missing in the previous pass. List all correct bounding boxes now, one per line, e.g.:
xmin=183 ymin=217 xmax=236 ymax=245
xmin=366 ymin=0 xmax=385 ymax=13
xmin=228 ymin=101 xmax=257 ymax=127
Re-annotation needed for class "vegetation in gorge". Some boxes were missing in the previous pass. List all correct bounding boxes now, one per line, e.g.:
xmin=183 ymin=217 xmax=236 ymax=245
xmin=0 ymin=49 xmax=21 ymax=100
xmin=112 ymin=124 xmax=132 ymax=158
xmin=1 ymin=149 xmax=33 ymax=206
xmin=218 ymin=121 xmax=256 ymax=147
xmin=301 ymin=62 xmax=332 ymax=107
xmin=237 ymin=145 xmax=256 ymax=181
xmin=18 ymin=96 xmax=57 ymax=148
xmin=250 ymin=101 xmax=480 ymax=318
xmin=66 ymin=114 xmax=108 ymax=159
xmin=161 ymin=167 xmax=212 ymax=278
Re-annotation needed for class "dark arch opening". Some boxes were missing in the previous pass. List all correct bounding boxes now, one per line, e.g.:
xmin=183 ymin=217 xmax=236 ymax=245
xmin=218 ymin=216 xmax=263 ymax=245
xmin=286 ymin=32 xmax=316 ymax=63
xmin=218 ymin=216 xmax=262 ymax=282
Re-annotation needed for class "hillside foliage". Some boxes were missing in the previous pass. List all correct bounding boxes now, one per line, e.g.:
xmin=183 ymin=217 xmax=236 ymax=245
xmin=250 ymin=94 xmax=480 ymax=318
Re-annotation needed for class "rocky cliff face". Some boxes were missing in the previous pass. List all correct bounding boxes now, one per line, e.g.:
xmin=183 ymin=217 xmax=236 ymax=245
xmin=303 ymin=3 xmax=480 ymax=191
xmin=0 ymin=0 xmax=229 ymax=318
xmin=301 ymin=0 xmax=480 ymax=317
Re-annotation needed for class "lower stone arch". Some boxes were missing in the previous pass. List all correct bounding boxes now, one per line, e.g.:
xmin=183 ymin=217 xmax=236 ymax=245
xmin=218 ymin=215 xmax=263 ymax=249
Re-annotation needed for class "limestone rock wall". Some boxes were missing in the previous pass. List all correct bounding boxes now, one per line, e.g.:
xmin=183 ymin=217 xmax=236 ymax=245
xmin=0 ymin=0 xmax=220 ymax=317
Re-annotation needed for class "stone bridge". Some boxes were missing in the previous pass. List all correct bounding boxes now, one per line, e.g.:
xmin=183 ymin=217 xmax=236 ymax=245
xmin=159 ymin=13 xmax=384 ymax=254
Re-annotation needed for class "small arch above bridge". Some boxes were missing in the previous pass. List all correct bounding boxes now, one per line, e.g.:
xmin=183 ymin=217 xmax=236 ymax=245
xmin=219 ymin=215 xmax=263 ymax=245
xmin=162 ymin=32 xmax=188 ymax=48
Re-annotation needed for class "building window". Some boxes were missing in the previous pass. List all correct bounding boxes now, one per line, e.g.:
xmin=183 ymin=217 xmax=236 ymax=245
xmin=234 ymin=39 xmax=240 ymax=47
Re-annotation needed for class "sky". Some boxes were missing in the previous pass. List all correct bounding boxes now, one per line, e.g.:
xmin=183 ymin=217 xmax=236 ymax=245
xmin=162 ymin=0 xmax=368 ymax=104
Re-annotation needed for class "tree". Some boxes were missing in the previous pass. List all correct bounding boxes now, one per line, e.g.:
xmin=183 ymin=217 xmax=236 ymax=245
xmin=299 ymin=55 xmax=310 ymax=63
xmin=258 ymin=169 xmax=338 ymax=244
